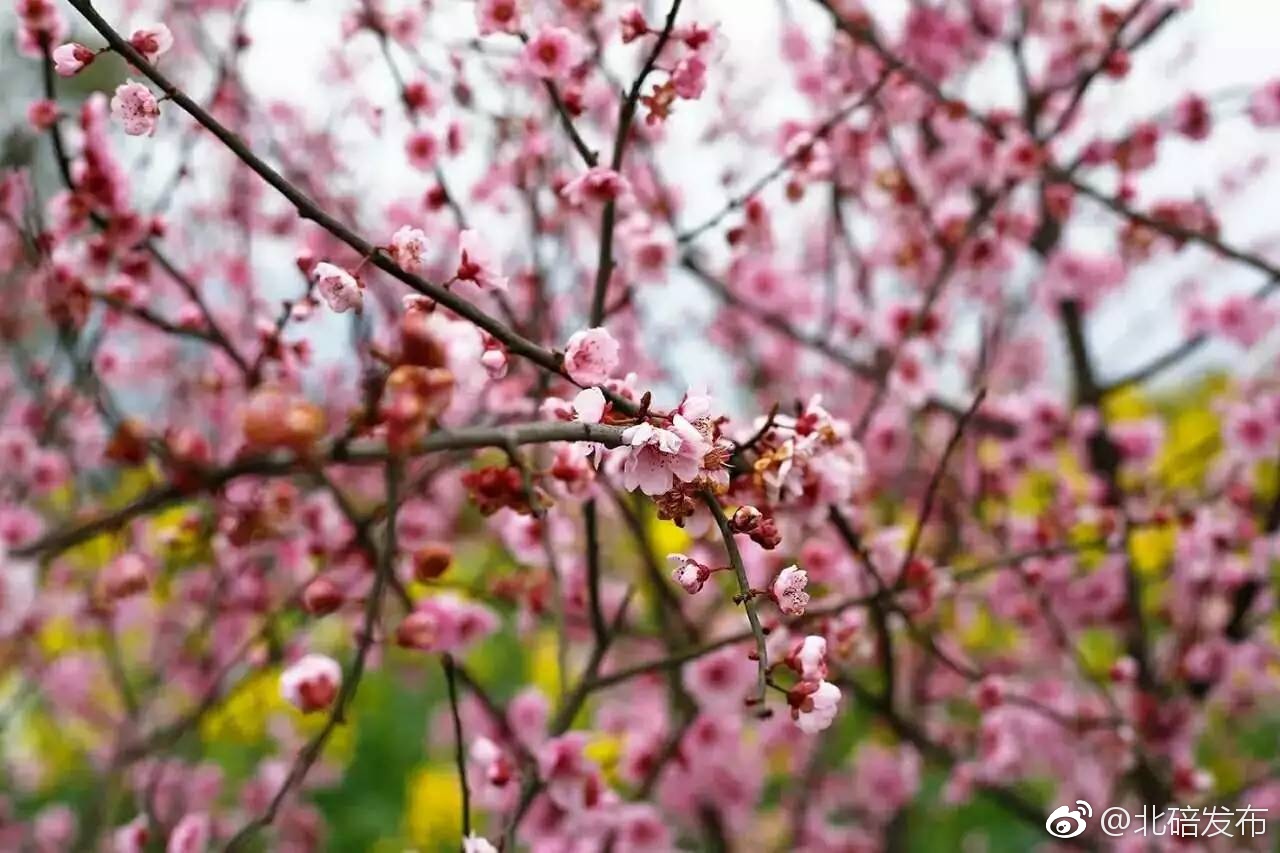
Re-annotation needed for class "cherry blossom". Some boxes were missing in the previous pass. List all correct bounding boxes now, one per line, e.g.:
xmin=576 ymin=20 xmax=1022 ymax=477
xmin=51 ymin=42 xmax=95 ymax=76
xmin=475 ymin=0 xmax=520 ymax=37
xmin=110 ymin=80 xmax=161 ymax=136
xmin=792 ymin=680 xmax=842 ymax=734
xmin=6 ymin=1 xmax=1280 ymax=847
xmin=280 ymin=654 xmax=342 ymax=714
xmin=771 ymin=564 xmax=809 ymax=615
xmin=129 ymin=24 xmax=173 ymax=63
xmin=388 ymin=225 xmax=429 ymax=274
xmin=563 ymin=327 xmax=620 ymax=385
xmin=455 ymin=229 xmax=508 ymax=291
xmin=669 ymin=553 xmax=710 ymax=594
xmin=522 ymin=26 xmax=583 ymax=82
xmin=619 ymin=416 xmax=708 ymax=496
xmin=312 ymin=262 xmax=363 ymax=313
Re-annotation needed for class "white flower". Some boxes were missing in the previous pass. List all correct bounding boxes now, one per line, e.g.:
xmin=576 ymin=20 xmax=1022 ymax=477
xmin=796 ymin=635 xmax=827 ymax=681
xmin=795 ymin=680 xmax=841 ymax=734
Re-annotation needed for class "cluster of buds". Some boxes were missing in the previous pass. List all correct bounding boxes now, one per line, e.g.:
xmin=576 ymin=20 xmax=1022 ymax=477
xmin=730 ymin=504 xmax=782 ymax=550
xmin=461 ymin=465 xmax=532 ymax=516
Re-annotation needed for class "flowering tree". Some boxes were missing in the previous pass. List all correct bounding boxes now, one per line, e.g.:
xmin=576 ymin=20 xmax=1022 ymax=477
xmin=3 ymin=0 xmax=1280 ymax=849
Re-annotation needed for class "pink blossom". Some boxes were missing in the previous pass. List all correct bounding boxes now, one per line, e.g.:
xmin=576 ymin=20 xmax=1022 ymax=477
xmin=563 ymin=327 xmax=620 ymax=385
xmin=793 ymin=679 xmax=841 ymax=733
xmin=456 ymin=230 xmax=508 ymax=291
xmin=280 ymin=653 xmax=342 ymax=713
xmin=165 ymin=813 xmax=209 ymax=853
xmin=619 ymin=5 xmax=649 ymax=43
xmin=110 ymin=80 xmax=161 ymax=136
xmin=312 ymin=262 xmax=363 ymax=313
xmin=1173 ymin=94 xmax=1212 ymax=140
xmin=112 ymin=816 xmax=150 ymax=853
xmin=405 ymin=130 xmax=440 ymax=171
xmin=522 ymin=26 xmax=583 ymax=82
xmin=129 ymin=24 xmax=173 ymax=63
xmin=476 ymin=0 xmax=521 ymax=36
xmin=561 ymin=167 xmax=631 ymax=210
xmin=669 ymin=553 xmax=710 ymax=593
xmin=684 ymin=645 xmax=757 ymax=709
xmin=52 ymin=42 xmax=95 ymax=76
xmin=395 ymin=594 xmax=499 ymax=653
xmin=1225 ymin=401 xmax=1277 ymax=461
xmin=27 ymin=98 xmax=59 ymax=131
xmin=1248 ymin=80 xmax=1280 ymax=127
xmin=771 ymin=564 xmax=809 ymax=615
xmin=620 ymin=416 xmax=708 ymax=496
xmin=389 ymin=225 xmax=429 ymax=273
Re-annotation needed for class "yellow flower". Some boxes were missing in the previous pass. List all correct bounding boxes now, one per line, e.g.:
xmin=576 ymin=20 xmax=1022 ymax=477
xmin=405 ymin=766 xmax=462 ymax=847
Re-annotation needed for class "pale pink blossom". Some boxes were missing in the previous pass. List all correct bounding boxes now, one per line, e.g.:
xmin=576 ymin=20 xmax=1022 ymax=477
xmin=771 ymin=564 xmax=809 ymax=615
xmin=129 ymin=24 xmax=173 ymax=63
xmin=389 ymin=225 xmax=429 ymax=273
xmin=476 ymin=0 xmax=521 ymax=36
xmin=669 ymin=553 xmax=710 ymax=593
xmin=563 ymin=327 xmax=620 ymax=385
xmin=560 ymin=167 xmax=631 ymax=210
xmin=620 ymin=416 xmax=709 ymax=496
xmin=110 ymin=80 xmax=161 ymax=136
xmin=165 ymin=813 xmax=209 ymax=853
xmin=280 ymin=653 xmax=342 ymax=713
xmin=794 ymin=679 xmax=841 ymax=733
xmin=522 ymin=26 xmax=583 ymax=82
xmin=573 ymin=387 xmax=606 ymax=424
xmin=456 ymin=230 xmax=508 ymax=291
xmin=1248 ymin=80 xmax=1280 ymax=127
xmin=52 ymin=42 xmax=95 ymax=76
xmin=112 ymin=816 xmax=150 ymax=853
xmin=793 ymin=635 xmax=827 ymax=681
xmin=619 ymin=5 xmax=648 ymax=42
xmin=312 ymin=262 xmax=363 ymax=313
